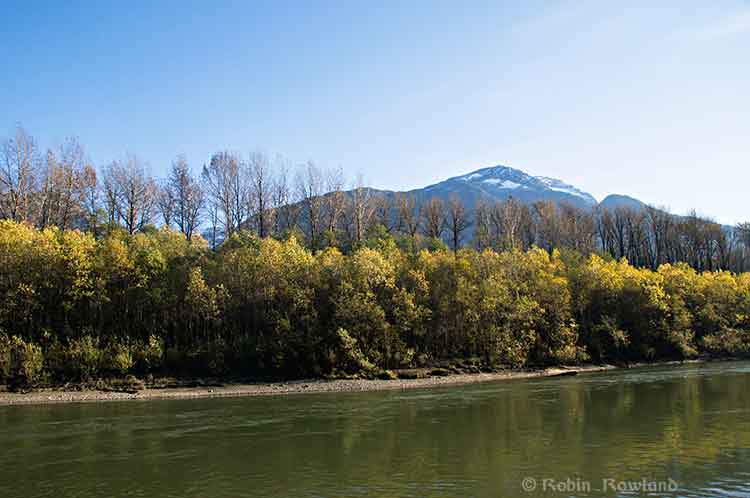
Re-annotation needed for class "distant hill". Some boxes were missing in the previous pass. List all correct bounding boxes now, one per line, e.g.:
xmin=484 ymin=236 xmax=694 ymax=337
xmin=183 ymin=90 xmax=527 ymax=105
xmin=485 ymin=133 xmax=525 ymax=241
xmin=598 ymin=194 xmax=646 ymax=212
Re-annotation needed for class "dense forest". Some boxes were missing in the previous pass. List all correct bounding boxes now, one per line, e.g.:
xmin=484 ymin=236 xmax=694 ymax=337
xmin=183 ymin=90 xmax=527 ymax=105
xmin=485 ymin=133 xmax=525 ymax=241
xmin=2 ymin=125 xmax=750 ymax=388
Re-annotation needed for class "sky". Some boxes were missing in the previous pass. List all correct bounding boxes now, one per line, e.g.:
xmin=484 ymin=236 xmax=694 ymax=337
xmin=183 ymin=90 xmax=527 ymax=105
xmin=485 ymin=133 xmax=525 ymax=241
xmin=1 ymin=0 xmax=748 ymax=224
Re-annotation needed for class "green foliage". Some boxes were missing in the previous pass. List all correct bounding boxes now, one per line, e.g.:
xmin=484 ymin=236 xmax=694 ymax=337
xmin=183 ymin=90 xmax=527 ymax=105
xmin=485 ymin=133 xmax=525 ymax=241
xmin=701 ymin=329 xmax=750 ymax=355
xmin=1 ymin=220 xmax=750 ymax=387
xmin=102 ymin=340 xmax=134 ymax=375
xmin=63 ymin=336 xmax=103 ymax=380
xmin=0 ymin=333 xmax=44 ymax=386
xmin=332 ymin=328 xmax=375 ymax=376
xmin=132 ymin=335 xmax=164 ymax=373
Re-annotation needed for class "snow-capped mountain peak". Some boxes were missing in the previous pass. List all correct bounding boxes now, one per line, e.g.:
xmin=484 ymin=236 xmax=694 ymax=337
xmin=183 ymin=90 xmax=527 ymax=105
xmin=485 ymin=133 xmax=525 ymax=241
xmin=430 ymin=164 xmax=597 ymax=207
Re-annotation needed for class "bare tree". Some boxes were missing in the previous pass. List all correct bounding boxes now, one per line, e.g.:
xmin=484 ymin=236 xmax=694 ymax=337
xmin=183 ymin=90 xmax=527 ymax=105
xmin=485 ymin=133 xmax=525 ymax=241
xmin=101 ymin=161 xmax=120 ymax=226
xmin=421 ymin=197 xmax=445 ymax=240
xmin=81 ymin=163 xmax=99 ymax=234
xmin=323 ymin=166 xmax=346 ymax=244
xmin=473 ymin=199 xmax=492 ymax=250
xmin=207 ymin=202 xmax=220 ymax=249
xmin=271 ymin=157 xmax=298 ymax=236
xmin=610 ymin=207 xmax=631 ymax=260
xmin=104 ymin=155 xmax=156 ymax=234
xmin=645 ymin=205 xmax=672 ymax=269
xmin=0 ymin=126 xmax=39 ymax=222
xmin=491 ymin=198 xmax=525 ymax=251
xmin=202 ymin=151 xmax=246 ymax=239
xmin=349 ymin=173 xmax=373 ymax=244
xmin=446 ymin=195 xmax=471 ymax=252
xmin=371 ymin=193 xmax=394 ymax=232
xmin=736 ymin=222 xmax=750 ymax=272
xmin=395 ymin=193 xmax=419 ymax=237
xmin=36 ymin=138 xmax=87 ymax=230
xmin=248 ymin=151 xmax=272 ymax=238
xmin=533 ymin=201 xmax=561 ymax=253
xmin=156 ymin=180 xmax=175 ymax=228
xmin=296 ymin=161 xmax=324 ymax=249
xmin=558 ymin=203 xmax=594 ymax=254
xmin=168 ymin=156 xmax=204 ymax=241
xmin=594 ymin=206 xmax=613 ymax=255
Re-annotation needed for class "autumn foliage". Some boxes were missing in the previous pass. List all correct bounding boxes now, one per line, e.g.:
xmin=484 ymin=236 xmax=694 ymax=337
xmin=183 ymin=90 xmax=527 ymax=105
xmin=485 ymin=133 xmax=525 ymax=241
xmin=1 ymin=220 xmax=749 ymax=387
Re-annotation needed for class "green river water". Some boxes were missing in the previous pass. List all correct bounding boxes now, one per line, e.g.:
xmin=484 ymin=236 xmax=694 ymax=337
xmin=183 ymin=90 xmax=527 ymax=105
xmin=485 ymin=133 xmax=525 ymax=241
xmin=2 ymin=361 xmax=750 ymax=497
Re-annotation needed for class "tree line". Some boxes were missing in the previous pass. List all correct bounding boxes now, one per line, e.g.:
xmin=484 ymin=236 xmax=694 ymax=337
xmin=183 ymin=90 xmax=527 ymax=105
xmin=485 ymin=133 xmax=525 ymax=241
xmin=2 ymin=125 xmax=750 ymax=387
xmin=3 ymin=125 xmax=749 ymax=273
xmin=1 ymin=219 xmax=749 ymax=388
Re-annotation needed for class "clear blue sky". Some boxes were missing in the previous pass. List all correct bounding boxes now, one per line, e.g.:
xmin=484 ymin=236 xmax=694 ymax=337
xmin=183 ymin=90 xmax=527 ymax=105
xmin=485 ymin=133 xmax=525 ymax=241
xmin=1 ymin=1 xmax=748 ymax=223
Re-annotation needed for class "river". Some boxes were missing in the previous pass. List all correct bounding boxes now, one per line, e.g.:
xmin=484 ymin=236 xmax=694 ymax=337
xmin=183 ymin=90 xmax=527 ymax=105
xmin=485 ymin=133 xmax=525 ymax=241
xmin=2 ymin=361 xmax=750 ymax=497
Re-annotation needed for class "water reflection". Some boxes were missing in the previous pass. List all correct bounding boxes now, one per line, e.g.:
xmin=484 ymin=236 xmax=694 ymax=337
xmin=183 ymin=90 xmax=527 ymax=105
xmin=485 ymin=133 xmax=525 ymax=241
xmin=2 ymin=362 xmax=750 ymax=497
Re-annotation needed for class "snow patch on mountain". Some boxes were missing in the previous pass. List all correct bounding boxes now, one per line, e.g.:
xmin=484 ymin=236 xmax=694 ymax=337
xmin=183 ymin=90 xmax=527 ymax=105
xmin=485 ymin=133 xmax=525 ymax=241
xmin=483 ymin=178 xmax=522 ymax=189
xmin=535 ymin=176 xmax=596 ymax=203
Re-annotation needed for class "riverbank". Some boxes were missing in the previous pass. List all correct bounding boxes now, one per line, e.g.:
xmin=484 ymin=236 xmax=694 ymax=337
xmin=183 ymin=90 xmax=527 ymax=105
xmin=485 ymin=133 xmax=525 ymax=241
xmin=4 ymin=362 xmax=716 ymax=406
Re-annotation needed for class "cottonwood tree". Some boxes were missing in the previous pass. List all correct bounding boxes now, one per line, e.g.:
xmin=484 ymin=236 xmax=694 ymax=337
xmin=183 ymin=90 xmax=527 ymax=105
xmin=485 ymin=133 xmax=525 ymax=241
xmin=167 ymin=156 xmax=204 ymax=241
xmin=348 ymin=174 xmax=373 ymax=244
xmin=613 ymin=207 xmax=633 ymax=260
xmin=323 ymin=166 xmax=346 ymax=244
xmin=296 ymin=161 xmax=324 ymax=249
xmin=395 ymin=193 xmax=419 ymax=237
xmin=421 ymin=197 xmax=445 ymax=240
xmin=271 ymin=157 xmax=298 ymax=236
xmin=202 ymin=151 xmax=246 ymax=238
xmin=446 ymin=195 xmax=471 ymax=252
xmin=248 ymin=151 xmax=272 ymax=238
xmin=594 ymin=206 xmax=613 ymax=255
xmin=101 ymin=161 xmax=119 ymax=226
xmin=473 ymin=199 xmax=492 ymax=250
xmin=104 ymin=155 xmax=157 ymax=234
xmin=490 ymin=198 xmax=526 ymax=251
xmin=533 ymin=201 xmax=561 ymax=253
xmin=81 ymin=164 xmax=99 ymax=234
xmin=36 ymin=138 xmax=87 ymax=230
xmin=156 ymin=180 xmax=175 ymax=227
xmin=558 ymin=203 xmax=594 ymax=254
xmin=735 ymin=222 xmax=750 ymax=272
xmin=0 ymin=126 xmax=39 ymax=222
xmin=206 ymin=202 xmax=220 ymax=249
xmin=371 ymin=194 xmax=395 ymax=232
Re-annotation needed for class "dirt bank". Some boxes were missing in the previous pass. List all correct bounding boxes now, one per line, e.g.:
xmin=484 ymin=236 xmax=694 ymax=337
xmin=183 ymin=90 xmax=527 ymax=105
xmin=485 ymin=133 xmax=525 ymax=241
xmin=1 ymin=360 xmax=716 ymax=407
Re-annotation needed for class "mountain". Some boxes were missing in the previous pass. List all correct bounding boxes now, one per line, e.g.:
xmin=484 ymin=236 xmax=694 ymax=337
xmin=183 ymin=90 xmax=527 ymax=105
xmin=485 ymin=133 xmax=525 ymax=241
xmin=598 ymin=194 xmax=646 ymax=212
xmin=285 ymin=164 xmax=653 ymax=243
xmin=407 ymin=165 xmax=599 ymax=210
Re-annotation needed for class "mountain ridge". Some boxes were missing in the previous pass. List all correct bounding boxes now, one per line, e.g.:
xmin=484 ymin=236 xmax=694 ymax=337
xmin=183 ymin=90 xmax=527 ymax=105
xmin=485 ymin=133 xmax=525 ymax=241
xmin=403 ymin=164 xmax=635 ymax=211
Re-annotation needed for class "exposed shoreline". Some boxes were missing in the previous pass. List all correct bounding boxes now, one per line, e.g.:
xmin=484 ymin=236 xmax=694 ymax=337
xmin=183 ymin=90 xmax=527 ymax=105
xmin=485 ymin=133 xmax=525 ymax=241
xmin=1 ymin=360 xmax=721 ymax=407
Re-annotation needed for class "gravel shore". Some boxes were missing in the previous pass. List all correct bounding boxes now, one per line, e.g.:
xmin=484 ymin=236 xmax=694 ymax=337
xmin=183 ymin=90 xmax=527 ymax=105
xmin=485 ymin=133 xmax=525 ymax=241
xmin=0 ymin=365 xmax=621 ymax=406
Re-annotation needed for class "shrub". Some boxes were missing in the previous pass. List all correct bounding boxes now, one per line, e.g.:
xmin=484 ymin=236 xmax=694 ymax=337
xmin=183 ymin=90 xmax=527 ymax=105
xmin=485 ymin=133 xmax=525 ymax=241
xmin=0 ymin=335 xmax=44 ymax=387
xmin=701 ymin=328 xmax=750 ymax=356
xmin=333 ymin=328 xmax=375 ymax=375
xmin=102 ymin=340 xmax=134 ymax=375
xmin=64 ymin=336 xmax=103 ymax=380
xmin=133 ymin=335 xmax=164 ymax=373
